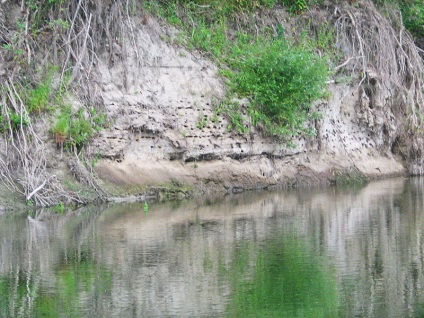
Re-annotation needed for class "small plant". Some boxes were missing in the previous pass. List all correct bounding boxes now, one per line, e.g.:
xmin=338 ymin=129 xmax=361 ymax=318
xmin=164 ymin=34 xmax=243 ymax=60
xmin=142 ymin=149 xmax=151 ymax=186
xmin=0 ymin=116 xmax=4 ymax=133
xmin=0 ymin=106 xmax=6 ymax=133
xmin=222 ymin=100 xmax=249 ymax=134
xmin=53 ymin=202 xmax=65 ymax=214
xmin=68 ymin=109 xmax=93 ymax=150
xmin=212 ymin=113 xmax=219 ymax=124
xmin=51 ymin=111 xmax=70 ymax=146
xmin=93 ymin=113 xmax=107 ymax=131
xmin=26 ymin=69 xmax=55 ymax=114
xmin=2 ymin=43 xmax=24 ymax=58
xmin=48 ymin=19 xmax=70 ymax=30
xmin=9 ymin=111 xmax=29 ymax=130
xmin=282 ymin=0 xmax=308 ymax=14
xmin=51 ymin=107 xmax=98 ymax=152
xmin=69 ymin=117 xmax=92 ymax=149
xmin=196 ymin=114 xmax=208 ymax=130
xmin=89 ymin=107 xmax=108 ymax=131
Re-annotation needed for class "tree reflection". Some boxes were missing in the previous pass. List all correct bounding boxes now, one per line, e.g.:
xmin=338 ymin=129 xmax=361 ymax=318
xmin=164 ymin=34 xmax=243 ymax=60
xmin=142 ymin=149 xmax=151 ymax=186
xmin=0 ymin=251 xmax=111 ymax=318
xmin=226 ymin=236 xmax=339 ymax=318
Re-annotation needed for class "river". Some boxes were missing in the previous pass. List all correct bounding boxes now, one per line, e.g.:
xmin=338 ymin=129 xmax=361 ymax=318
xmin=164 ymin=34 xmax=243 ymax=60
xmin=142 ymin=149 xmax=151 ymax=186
xmin=1 ymin=177 xmax=424 ymax=317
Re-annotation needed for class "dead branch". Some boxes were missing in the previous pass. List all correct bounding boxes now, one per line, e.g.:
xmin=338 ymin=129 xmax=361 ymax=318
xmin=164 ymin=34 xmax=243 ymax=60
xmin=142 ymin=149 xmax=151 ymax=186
xmin=26 ymin=175 xmax=56 ymax=201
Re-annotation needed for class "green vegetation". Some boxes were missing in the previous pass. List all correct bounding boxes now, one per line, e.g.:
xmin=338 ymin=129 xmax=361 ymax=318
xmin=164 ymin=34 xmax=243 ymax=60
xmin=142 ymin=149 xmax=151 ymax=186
xmin=282 ymin=0 xmax=308 ymax=14
xmin=333 ymin=168 xmax=368 ymax=186
xmin=26 ymin=69 xmax=55 ymax=114
xmin=52 ymin=107 xmax=108 ymax=152
xmin=0 ymin=1 xmax=109 ymax=147
xmin=51 ymin=110 xmax=70 ymax=144
xmin=0 ymin=63 xmax=105 ymax=154
xmin=53 ymin=202 xmax=65 ymax=214
xmin=216 ymin=99 xmax=249 ymax=134
xmin=8 ymin=111 xmax=30 ymax=131
xmin=0 ymin=110 xmax=4 ymax=133
xmin=146 ymin=0 xmax=423 ymax=140
xmin=398 ymin=0 xmax=424 ymax=41
xmin=372 ymin=0 xmax=424 ymax=41
xmin=68 ymin=109 xmax=93 ymax=150
xmin=229 ymin=39 xmax=328 ymax=136
xmin=146 ymin=0 xmax=330 ymax=140
xmin=196 ymin=114 xmax=208 ymax=130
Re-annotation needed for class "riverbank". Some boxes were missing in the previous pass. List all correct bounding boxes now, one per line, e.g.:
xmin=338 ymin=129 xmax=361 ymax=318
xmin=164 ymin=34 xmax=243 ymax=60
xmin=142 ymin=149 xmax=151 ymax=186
xmin=96 ymin=151 xmax=405 ymax=198
xmin=0 ymin=0 xmax=421 ymax=208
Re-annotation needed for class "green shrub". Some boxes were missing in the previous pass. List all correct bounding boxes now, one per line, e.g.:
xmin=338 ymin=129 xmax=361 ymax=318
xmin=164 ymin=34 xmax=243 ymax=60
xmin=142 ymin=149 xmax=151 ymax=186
xmin=9 ymin=111 xmax=29 ymax=130
xmin=217 ymin=99 xmax=250 ymax=134
xmin=168 ymin=0 xmax=278 ymax=14
xmin=89 ymin=107 xmax=109 ymax=131
xmin=230 ymin=39 xmax=329 ymax=137
xmin=282 ymin=0 xmax=308 ymax=14
xmin=372 ymin=0 xmax=424 ymax=42
xmin=53 ymin=202 xmax=65 ymax=214
xmin=52 ymin=107 xmax=97 ymax=151
xmin=68 ymin=110 xmax=93 ymax=150
xmin=26 ymin=70 xmax=55 ymax=114
xmin=400 ymin=0 xmax=424 ymax=40
xmin=27 ymin=82 xmax=51 ymax=113
xmin=51 ymin=111 xmax=70 ymax=145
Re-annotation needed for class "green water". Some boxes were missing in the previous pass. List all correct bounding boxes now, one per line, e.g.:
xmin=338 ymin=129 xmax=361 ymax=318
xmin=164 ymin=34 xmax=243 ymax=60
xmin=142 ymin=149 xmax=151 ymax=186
xmin=1 ymin=177 xmax=424 ymax=317
xmin=226 ymin=238 xmax=338 ymax=318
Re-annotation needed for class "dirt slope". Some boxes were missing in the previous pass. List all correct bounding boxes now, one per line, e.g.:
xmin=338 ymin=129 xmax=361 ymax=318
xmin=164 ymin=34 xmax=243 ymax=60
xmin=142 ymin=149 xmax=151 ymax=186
xmin=90 ymin=13 xmax=406 ymax=196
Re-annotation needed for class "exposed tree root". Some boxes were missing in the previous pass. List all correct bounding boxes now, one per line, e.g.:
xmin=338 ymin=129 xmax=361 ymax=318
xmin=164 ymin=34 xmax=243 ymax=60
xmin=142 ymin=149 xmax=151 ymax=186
xmin=0 ymin=1 xmax=135 ymax=206
xmin=301 ymin=2 xmax=424 ymax=173
xmin=0 ymin=79 xmax=86 ymax=207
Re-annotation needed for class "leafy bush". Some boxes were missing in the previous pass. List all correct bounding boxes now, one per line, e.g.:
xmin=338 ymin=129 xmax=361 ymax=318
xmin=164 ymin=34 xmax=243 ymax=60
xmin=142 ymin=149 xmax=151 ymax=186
xmin=68 ymin=110 xmax=93 ymax=150
xmin=9 ymin=111 xmax=29 ymax=130
xmin=53 ymin=202 xmax=65 ymax=214
xmin=52 ymin=107 xmax=100 ymax=151
xmin=282 ymin=0 xmax=308 ymax=14
xmin=27 ymin=83 xmax=51 ymax=114
xmin=400 ymin=0 xmax=424 ymax=41
xmin=372 ymin=0 xmax=424 ymax=42
xmin=26 ymin=70 xmax=55 ymax=114
xmin=51 ymin=111 xmax=70 ymax=145
xmin=230 ymin=39 xmax=329 ymax=137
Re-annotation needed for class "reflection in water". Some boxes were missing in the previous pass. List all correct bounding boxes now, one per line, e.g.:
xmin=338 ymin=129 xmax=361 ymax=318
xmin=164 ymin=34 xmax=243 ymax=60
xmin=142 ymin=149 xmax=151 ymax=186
xmin=227 ymin=237 xmax=338 ymax=317
xmin=1 ymin=177 xmax=424 ymax=317
xmin=0 ymin=209 xmax=112 ymax=318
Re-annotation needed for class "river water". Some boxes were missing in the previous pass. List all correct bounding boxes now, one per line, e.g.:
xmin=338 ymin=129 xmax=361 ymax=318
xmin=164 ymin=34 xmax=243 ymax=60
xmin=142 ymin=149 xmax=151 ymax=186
xmin=1 ymin=177 xmax=424 ymax=317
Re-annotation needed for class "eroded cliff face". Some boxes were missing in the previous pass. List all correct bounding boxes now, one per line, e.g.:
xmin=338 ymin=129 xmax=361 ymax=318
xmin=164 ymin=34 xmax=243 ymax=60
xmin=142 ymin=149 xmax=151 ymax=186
xmin=1 ymin=1 xmax=422 ymax=206
xmin=89 ymin=12 xmax=406 ymax=195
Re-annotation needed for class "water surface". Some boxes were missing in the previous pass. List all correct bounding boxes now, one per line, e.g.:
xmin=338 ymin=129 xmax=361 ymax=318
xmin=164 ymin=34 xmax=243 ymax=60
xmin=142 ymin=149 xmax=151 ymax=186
xmin=1 ymin=177 xmax=424 ymax=317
